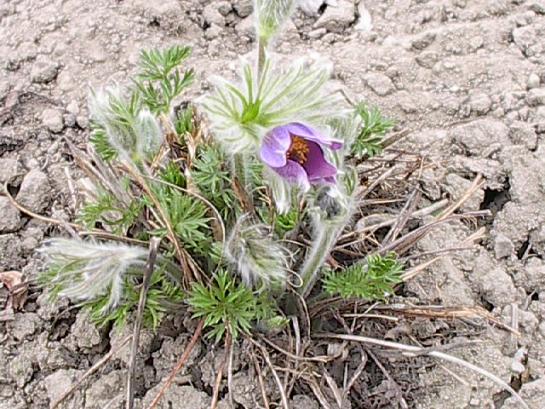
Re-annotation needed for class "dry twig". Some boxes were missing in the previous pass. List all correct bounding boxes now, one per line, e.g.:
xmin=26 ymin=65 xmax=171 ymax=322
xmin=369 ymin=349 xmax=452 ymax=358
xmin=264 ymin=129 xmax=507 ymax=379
xmin=126 ymin=237 xmax=161 ymax=409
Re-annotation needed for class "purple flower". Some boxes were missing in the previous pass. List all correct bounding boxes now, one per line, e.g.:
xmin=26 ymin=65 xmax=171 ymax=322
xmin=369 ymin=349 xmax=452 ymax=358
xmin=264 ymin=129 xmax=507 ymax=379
xmin=260 ymin=123 xmax=343 ymax=190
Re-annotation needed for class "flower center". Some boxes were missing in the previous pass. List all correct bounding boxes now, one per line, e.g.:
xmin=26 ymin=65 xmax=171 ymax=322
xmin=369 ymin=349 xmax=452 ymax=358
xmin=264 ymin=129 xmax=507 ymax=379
xmin=287 ymin=136 xmax=309 ymax=165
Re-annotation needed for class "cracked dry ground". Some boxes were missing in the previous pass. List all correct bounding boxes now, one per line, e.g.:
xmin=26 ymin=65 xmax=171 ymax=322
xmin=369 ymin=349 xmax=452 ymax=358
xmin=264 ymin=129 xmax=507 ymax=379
xmin=1 ymin=0 xmax=545 ymax=408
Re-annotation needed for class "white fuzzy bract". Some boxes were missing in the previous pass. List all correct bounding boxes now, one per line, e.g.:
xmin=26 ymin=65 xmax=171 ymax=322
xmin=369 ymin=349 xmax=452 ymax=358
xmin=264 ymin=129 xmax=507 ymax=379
xmin=225 ymin=219 xmax=288 ymax=289
xmin=88 ymin=87 xmax=164 ymax=162
xmin=255 ymin=0 xmax=296 ymax=41
xmin=39 ymin=239 xmax=149 ymax=313
xmin=201 ymin=53 xmax=346 ymax=155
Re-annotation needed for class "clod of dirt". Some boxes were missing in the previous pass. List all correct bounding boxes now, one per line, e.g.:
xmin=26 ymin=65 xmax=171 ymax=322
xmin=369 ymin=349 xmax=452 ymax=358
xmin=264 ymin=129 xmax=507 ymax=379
xmin=84 ymin=370 xmax=125 ymax=409
xmin=15 ymin=169 xmax=51 ymax=213
xmin=449 ymin=118 xmax=510 ymax=157
xmin=30 ymin=58 xmax=60 ymax=84
xmin=152 ymin=334 xmax=202 ymax=383
xmin=364 ymin=72 xmax=396 ymax=96
xmin=66 ymin=313 xmax=105 ymax=352
xmin=141 ymin=384 xmax=229 ymax=409
xmin=43 ymin=368 xmax=85 ymax=408
xmin=7 ymin=312 xmax=42 ymax=341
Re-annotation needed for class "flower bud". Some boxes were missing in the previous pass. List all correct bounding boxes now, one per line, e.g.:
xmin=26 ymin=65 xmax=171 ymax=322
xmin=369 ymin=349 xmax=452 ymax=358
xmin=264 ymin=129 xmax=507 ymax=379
xmin=225 ymin=218 xmax=288 ymax=289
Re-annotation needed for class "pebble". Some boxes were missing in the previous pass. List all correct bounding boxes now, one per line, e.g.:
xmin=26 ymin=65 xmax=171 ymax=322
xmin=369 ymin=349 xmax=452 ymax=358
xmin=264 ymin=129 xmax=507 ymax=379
xmin=526 ymin=88 xmax=545 ymax=106
xmin=41 ymin=108 xmax=64 ymax=133
xmin=234 ymin=0 xmax=253 ymax=18
xmin=299 ymin=0 xmax=325 ymax=16
xmin=493 ymin=233 xmax=515 ymax=259
xmin=235 ymin=15 xmax=255 ymax=38
xmin=364 ymin=72 xmax=395 ymax=96
xmin=355 ymin=1 xmax=373 ymax=32
xmin=0 ymin=197 xmax=21 ymax=233
xmin=215 ymin=1 xmax=232 ymax=16
xmin=0 ymin=158 xmax=21 ymax=184
xmin=411 ymin=32 xmax=436 ymax=50
xmin=66 ymin=100 xmax=79 ymax=115
xmin=314 ymin=0 xmax=355 ymax=33
xmin=308 ymin=28 xmax=327 ymax=39
xmin=204 ymin=24 xmax=223 ymax=40
xmin=529 ymin=1 xmax=545 ymax=14
xmin=527 ymin=73 xmax=540 ymax=89
xmin=203 ymin=3 xmax=225 ymax=26
xmin=16 ymin=170 xmax=51 ymax=213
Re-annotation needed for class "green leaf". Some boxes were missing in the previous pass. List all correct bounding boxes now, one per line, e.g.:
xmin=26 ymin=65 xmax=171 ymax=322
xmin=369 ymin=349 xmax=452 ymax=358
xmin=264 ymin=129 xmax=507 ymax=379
xmin=351 ymin=103 xmax=395 ymax=158
xmin=322 ymin=253 xmax=403 ymax=300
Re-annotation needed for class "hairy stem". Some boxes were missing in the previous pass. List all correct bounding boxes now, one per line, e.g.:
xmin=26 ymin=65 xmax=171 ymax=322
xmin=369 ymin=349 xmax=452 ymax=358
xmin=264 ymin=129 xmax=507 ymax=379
xmin=299 ymin=222 xmax=343 ymax=298
xmin=257 ymin=37 xmax=267 ymax=79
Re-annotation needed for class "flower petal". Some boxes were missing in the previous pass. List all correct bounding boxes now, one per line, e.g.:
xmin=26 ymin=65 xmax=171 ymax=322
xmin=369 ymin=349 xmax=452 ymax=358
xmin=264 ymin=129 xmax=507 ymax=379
xmin=302 ymin=141 xmax=338 ymax=183
xmin=273 ymin=160 xmax=311 ymax=191
xmin=285 ymin=122 xmax=343 ymax=150
xmin=260 ymin=125 xmax=292 ymax=168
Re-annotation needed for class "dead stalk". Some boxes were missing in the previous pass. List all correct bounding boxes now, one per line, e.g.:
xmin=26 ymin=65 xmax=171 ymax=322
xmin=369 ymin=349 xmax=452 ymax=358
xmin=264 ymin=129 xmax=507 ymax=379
xmin=126 ymin=237 xmax=161 ymax=409
xmin=317 ymin=333 xmax=529 ymax=409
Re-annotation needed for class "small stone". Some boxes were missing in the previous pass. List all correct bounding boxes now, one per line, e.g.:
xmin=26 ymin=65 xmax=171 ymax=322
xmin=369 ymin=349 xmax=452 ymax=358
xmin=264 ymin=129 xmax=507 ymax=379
xmin=299 ymin=0 xmax=325 ymax=16
xmin=355 ymin=1 xmax=373 ymax=32
xmin=0 ymin=158 xmax=21 ymax=184
xmin=234 ymin=0 xmax=253 ymax=18
xmin=526 ymin=88 xmax=545 ymax=106
xmin=527 ymin=73 xmax=541 ymax=89
xmin=411 ymin=32 xmax=436 ymax=50
xmin=41 ymin=108 xmax=64 ymax=133
xmin=493 ymin=233 xmax=515 ymax=259
xmin=235 ymin=15 xmax=255 ymax=39
xmin=30 ymin=58 xmax=59 ymax=83
xmin=16 ymin=170 xmax=51 ymax=213
xmin=308 ymin=28 xmax=327 ymax=39
xmin=529 ymin=1 xmax=545 ymax=14
xmin=0 ymin=197 xmax=21 ymax=233
xmin=314 ymin=0 xmax=355 ymax=33
xmin=66 ymin=100 xmax=79 ymax=115
xmin=469 ymin=93 xmax=492 ymax=115
xmin=76 ymin=115 xmax=89 ymax=129
xmin=204 ymin=24 xmax=223 ymax=40
xmin=203 ymin=3 xmax=225 ymax=26
xmin=215 ymin=1 xmax=232 ymax=16
xmin=364 ymin=73 xmax=395 ymax=96
xmin=415 ymin=51 xmax=439 ymax=68
xmin=512 ymin=26 xmax=537 ymax=55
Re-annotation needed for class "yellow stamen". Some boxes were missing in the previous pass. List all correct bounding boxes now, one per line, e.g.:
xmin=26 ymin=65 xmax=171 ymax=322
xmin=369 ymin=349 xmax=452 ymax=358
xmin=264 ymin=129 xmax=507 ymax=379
xmin=287 ymin=136 xmax=309 ymax=165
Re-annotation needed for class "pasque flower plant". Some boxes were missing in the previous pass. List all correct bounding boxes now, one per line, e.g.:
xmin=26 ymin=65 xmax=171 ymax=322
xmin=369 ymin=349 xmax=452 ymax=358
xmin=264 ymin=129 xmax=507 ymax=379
xmin=38 ymin=0 xmax=400 ymax=345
